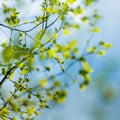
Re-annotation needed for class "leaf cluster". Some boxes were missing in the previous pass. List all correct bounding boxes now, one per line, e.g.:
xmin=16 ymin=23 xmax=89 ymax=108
xmin=0 ymin=0 xmax=112 ymax=119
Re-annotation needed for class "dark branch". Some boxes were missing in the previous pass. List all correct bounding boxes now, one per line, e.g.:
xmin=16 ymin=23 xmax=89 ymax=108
xmin=46 ymin=17 xmax=59 ymax=29
xmin=0 ymin=66 xmax=16 ymax=87
xmin=0 ymin=18 xmax=46 ymax=33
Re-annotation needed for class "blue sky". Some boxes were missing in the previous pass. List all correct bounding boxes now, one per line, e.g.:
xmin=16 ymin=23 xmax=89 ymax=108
xmin=39 ymin=0 xmax=120 ymax=120
xmin=0 ymin=0 xmax=119 ymax=119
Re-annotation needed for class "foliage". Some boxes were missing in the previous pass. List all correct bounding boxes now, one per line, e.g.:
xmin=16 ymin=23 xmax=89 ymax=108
xmin=0 ymin=0 xmax=112 ymax=119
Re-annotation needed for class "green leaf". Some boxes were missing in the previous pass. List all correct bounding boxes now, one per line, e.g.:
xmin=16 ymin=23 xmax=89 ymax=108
xmin=87 ymin=46 xmax=96 ymax=54
xmin=39 ymin=78 xmax=47 ymax=87
xmin=80 ymin=83 xmax=86 ymax=91
xmin=85 ymin=0 xmax=93 ymax=6
xmin=97 ymin=50 xmax=106 ymax=56
xmin=99 ymin=41 xmax=112 ymax=48
xmin=26 ymin=107 xmax=35 ymax=116
xmin=89 ymin=27 xmax=100 ymax=33
xmin=2 ymin=46 xmax=14 ymax=63
xmin=63 ymin=28 xmax=70 ymax=35
xmin=73 ymin=6 xmax=83 ymax=15
xmin=44 ymin=66 xmax=51 ymax=71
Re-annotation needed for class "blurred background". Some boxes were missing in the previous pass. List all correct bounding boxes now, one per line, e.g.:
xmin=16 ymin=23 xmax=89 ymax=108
xmin=39 ymin=0 xmax=120 ymax=120
xmin=0 ymin=0 xmax=120 ymax=120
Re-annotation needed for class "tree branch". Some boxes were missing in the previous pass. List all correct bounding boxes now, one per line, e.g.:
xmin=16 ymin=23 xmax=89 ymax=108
xmin=0 ymin=66 xmax=16 ymax=87
xmin=0 ymin=18 xmax=47 ymax=33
